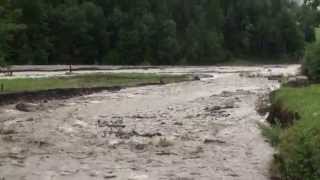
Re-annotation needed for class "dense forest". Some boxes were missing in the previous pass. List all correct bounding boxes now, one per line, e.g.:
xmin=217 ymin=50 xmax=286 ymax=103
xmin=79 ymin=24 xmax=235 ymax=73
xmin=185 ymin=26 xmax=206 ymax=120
xmin=0 ymin=0 xmax=319 ymax=65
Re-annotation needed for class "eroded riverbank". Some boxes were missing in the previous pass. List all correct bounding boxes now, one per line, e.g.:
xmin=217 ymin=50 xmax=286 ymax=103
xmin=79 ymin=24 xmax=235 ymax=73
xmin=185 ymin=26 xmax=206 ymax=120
xmin=0 ymin=65 xmax=300 ymax=180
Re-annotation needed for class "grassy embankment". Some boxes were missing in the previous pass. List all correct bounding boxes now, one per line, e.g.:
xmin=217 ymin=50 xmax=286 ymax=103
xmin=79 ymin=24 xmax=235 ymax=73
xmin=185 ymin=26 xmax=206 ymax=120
xmin=0 ymin=73 xmax=189 ymax=93
xmin=262 ymin=84 xmax=320 ymax=179
xmin=261 ymin=28 xmax=320 ymax=180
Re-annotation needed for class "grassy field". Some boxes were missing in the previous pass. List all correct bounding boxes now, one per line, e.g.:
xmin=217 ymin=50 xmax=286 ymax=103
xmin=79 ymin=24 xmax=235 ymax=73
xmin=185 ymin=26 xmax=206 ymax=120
xmin=0 ymin=73 xmax=189 ymax=93
xmin=273 ymin=85 xmax=320 ymax=120
xmin=265 ymin=85 xmax=320 ymax=179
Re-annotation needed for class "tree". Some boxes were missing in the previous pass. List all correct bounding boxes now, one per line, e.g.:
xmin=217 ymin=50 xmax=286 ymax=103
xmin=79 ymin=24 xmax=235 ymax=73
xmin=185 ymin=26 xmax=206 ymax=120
xmin=304 ymin=0 xmax=320 ymax=9
xmin=82 ymin=2 xmax=108 ymax=64
xmin=0 ymin=0 xmax=310 ymax=65
xmin=157 ymin=20 xmax=179 ymax=65
xmin=0 ymin=0 xmax=25 ymax=67
xmin=297 ymin=0 xmax=320 ymax=42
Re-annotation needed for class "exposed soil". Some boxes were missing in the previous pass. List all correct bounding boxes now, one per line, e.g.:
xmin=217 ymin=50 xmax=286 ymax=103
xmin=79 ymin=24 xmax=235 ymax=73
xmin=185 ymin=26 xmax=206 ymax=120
xmin=0 ymin=86 xmax=122 ymax=106
xmin=267 ymin=100 xmax=301 ymax=128
xmin=0 ymin=65 xmax=300 ymax=180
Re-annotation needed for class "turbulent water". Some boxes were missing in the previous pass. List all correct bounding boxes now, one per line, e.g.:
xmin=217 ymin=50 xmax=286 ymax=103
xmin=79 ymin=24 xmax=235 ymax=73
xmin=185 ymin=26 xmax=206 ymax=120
xmin=0 ymin=65 xmax=300 ymax=180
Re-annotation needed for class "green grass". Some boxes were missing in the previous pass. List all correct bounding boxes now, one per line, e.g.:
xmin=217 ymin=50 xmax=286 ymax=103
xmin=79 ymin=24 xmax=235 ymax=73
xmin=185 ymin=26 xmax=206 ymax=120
xmin=268 ymin=85 xmax=320 ymax=180
xmin=273 ymin=85 xmax=320 ymax=121
xmin=259 ymin=122 xmax=282 ymax=147
xmin=0 ymin=73 xmax=189 ymax=93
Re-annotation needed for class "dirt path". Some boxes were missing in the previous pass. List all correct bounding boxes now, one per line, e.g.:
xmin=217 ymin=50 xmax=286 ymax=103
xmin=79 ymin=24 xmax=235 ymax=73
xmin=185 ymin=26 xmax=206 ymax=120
xmin=0 ymin=65 xmax=300 ymax=180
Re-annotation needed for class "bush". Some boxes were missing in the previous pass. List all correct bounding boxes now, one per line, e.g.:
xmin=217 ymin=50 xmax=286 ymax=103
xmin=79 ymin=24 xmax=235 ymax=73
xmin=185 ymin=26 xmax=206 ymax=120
xmin=0 ymin=52 xmax=7 ymax=68
xmin=278 ymin=121 xmax=320 ymax=180
xmin=260 ymin=121 xmax=282 ymax=147
xmin=103 ymin=49 xmax=121 ymax=65
xmin=270 ymin=86 xmax=320 ymax=180
xmin=303 ymin=42 xmax=320 ymax=81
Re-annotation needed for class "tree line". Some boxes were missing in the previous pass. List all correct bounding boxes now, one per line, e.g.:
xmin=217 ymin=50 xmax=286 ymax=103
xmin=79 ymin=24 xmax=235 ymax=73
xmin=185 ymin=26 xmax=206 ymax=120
xmin=0 ymin=0 xmax=318 ymax=66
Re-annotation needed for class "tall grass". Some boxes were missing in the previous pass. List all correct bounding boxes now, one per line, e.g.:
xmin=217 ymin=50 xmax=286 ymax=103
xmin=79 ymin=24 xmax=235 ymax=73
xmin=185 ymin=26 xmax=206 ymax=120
xmin=260 ymin=121 xmax=282 ymax=147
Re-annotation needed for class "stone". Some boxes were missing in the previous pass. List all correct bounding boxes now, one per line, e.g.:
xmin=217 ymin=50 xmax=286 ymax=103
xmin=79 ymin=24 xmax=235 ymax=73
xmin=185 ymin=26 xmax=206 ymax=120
xmin=159 ymin=79 xmax=165 ymax=84
xmin=15 ymin=102 xmax=40 ymax=112
xmin=285 ymin=76 xmax=309 ymax=87
xmin=204 ymin=138 xmax=226 ymax=144
xmin=129 ymin=140 xmax=148 ymax=151
xmin=174 ymin=122 xmax=183 ymax=126
xmin=0 ymin=129 xmax=16 ymax=135
xmin=205 ymin=106 xmax=222 ymax=112
xmin=26 ymin=118 xmax=34 ymax=122
xmin=192 ymin=75 xmax=201 ymax=81
xmin=256 ymin=94 xmax=271 ymax=116
xmin=104 ymin=175 xmax=117 ymax=179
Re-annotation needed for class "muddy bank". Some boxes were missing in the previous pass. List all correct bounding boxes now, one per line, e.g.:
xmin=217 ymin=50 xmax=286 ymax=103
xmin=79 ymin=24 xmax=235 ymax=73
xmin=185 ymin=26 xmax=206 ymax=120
xmin=2 ymin=65 xmax=162 ymax=72
xmin=0 ymin=86 xmax=121 ymax=106
xmin=0 ymin=80 xmax=189 ymax=106
xmin=266 ymin=97 xmax=300 ymax=128
xmin=265 ymin=75 xmax=308 ymax=127
xmin=0 ymin=65 xmax=300 ymax=180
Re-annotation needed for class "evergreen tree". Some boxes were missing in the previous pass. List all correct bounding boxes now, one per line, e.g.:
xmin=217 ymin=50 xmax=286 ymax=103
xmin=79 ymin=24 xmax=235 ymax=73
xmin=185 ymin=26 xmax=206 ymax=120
xmin=0 ymin=0 xmax=312 ymax=65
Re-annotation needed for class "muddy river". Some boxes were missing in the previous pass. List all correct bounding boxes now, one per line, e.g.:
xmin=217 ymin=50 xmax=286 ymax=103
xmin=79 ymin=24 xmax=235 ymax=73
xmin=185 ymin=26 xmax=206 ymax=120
xmin=0 ymin=65 xmax=300 ymax=180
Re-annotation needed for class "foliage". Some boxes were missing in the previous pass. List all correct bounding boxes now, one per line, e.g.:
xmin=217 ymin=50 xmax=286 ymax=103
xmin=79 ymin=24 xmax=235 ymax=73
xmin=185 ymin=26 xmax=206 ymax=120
xmin=270 ymin=85 xmax=320 ymax=180
xmin=0 ymin=0 xmax=310 ymax=65
xmin=260 ymin=121 xmax=283 ymax=147
xmin=301 ymin=0 xmax=320 ymax=81
xmin=304 ymin=42 xmax=320 ymax=81
xmin=0 ymin=0 xmax=25 ymax=67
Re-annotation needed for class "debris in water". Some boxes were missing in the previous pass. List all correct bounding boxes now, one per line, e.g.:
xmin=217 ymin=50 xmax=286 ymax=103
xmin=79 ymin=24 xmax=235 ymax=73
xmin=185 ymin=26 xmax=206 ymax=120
xmin=204 ymin=138 xmax=226 ymax=144
xmin=15 ymin=102 xmax=40 ymax=112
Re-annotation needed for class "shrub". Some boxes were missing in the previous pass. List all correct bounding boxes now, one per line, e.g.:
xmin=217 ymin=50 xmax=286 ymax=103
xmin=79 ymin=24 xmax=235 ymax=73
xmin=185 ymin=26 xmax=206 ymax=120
xmin=270 ymin=86 xmax=320 ymax=180
xmin=0 ymin=53 xmax=6 ymax=68
xmin=260 ymin=121 xmax=282 ymax=147
xmin=303 ymin=42 xmax=320 ymax=81
xmin=103 ymin=49 xmax=121 ymax=65
xmin=278 ymin=121 xmax=320 ymax=180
